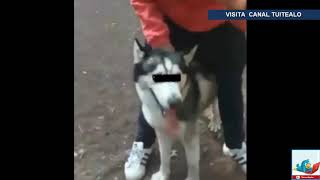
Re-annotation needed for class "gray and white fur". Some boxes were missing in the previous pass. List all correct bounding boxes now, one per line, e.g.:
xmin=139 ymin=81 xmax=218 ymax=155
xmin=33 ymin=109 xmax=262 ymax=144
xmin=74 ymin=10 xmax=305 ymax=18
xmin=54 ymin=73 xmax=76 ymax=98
xmin=133 ymin=39 xmax=219 ymax=180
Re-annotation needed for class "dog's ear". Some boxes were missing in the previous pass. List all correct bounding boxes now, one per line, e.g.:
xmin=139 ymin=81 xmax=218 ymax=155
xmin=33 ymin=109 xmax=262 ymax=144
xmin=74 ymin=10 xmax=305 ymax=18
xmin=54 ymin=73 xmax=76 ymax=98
xmin=133 ymin=38 xmax=145 ymax=64
xmin=175 ymin=51 xmax=189 ymax=73
xmin=183 ymin=45 xmax=198 ymax=66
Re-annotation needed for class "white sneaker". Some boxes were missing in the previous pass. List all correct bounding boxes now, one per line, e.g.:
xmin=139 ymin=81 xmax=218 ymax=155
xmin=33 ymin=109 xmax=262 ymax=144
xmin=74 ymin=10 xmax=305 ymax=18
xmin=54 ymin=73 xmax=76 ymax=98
xmin=223 ymin=142 xmax=247 ymax=174
xmin=124 ymin=142 xmax=152 ymax=180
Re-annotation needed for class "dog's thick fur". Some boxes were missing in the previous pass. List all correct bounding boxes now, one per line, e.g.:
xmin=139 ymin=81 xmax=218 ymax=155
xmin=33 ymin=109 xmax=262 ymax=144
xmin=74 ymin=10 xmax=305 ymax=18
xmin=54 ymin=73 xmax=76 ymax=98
xmin=133 ymin=39 xmax=220 ymax=180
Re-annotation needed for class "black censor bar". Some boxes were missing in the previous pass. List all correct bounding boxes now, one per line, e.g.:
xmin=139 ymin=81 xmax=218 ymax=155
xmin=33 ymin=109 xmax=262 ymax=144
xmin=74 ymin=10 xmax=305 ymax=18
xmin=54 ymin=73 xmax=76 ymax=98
xmin=152 ymin=74 xmax=181 ymax=82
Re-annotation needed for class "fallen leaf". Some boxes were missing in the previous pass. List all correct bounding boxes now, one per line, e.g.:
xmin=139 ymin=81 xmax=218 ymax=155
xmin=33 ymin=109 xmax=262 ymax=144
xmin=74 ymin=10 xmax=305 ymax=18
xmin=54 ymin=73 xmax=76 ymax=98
xmin=109 ymin=154 xmax=121 ymax=161
xmin=108 ymin=106 xmax=115 ymax=113
xmin=111 ymin=22 xmax=117 ymax=27
xmin=78 ymin=124 xmax=84 ymax=134
xmin=80 ymin=170 xmax=91 ymax=176
xmin=78 ymin=148 xmax=86 ymax=159
xmin=170 ymin=149 xmax=178 ymax=158
xmin=78 ymin=149 xmax=84 ymax=154
xmin=97 ymin=116 xmax=105 ymax=120
xmin=203 ymin=146 xmax=209 ymax=153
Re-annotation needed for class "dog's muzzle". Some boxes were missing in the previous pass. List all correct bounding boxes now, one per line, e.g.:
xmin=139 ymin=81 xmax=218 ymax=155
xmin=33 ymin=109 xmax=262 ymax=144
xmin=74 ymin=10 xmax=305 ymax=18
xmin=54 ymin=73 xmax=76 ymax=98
xmin=168 ymin=96 xmax=182 ymax=109
xmin=149 ymin=88 xmax=183 ymax=118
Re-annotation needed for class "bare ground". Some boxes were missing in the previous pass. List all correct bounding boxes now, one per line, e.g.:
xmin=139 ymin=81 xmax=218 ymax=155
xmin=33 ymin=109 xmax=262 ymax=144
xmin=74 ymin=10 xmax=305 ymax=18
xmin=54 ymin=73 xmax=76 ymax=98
xmin=74 ymin=0 xmax=247 ymax=179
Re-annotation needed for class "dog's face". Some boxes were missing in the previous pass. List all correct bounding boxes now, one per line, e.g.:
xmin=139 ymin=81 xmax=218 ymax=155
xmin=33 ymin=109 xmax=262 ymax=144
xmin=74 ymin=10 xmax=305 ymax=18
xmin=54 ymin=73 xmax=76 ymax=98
xmin=133 ymin=39 xmax=196 ymax=112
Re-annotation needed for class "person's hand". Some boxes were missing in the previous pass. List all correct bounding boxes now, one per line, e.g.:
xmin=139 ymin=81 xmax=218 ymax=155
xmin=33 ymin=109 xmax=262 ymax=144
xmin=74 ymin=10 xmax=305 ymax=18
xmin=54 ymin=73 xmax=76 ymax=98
xmin=230 ymin=0 xmax=246 ymax=10
xmin=216 ymin=0 xmax=246 ymax=10
xmin=156 ymin=43 xmax=175 ymax=52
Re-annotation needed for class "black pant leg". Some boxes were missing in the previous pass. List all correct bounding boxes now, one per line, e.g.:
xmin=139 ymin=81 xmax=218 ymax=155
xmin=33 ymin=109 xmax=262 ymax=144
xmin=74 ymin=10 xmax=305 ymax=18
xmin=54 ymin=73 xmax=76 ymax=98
xmin=196 ymin=23 xmax=246 ymax=149
xmin=164 ymin=17 xmax=199 ymax=53
xmin=135 ymin=107 xmax=156 ymax=148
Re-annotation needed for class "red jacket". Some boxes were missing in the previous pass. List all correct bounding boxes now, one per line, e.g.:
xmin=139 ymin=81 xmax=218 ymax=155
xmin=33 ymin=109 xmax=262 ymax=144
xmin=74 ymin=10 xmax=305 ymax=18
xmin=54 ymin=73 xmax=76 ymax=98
xmin=131 ymin=0 xmax=246 ymax=48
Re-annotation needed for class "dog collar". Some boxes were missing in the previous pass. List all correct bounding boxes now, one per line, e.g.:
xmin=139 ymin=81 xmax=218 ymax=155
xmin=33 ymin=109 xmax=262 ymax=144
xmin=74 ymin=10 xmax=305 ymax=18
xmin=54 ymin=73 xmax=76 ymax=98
xmin=148 ymin=88 xmax=165 ymax=116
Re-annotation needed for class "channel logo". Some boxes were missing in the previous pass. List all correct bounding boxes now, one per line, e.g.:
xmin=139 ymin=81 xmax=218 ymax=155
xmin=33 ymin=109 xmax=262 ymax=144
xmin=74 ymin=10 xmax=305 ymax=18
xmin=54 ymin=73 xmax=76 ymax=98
xmin=292 ymin=150 xmax=320 ymax=180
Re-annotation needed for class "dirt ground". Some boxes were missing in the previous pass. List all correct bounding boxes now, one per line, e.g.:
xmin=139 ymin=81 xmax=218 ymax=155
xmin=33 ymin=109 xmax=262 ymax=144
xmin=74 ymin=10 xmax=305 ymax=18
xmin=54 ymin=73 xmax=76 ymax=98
xmin=74 ymin=0 xmax=247 ymax=180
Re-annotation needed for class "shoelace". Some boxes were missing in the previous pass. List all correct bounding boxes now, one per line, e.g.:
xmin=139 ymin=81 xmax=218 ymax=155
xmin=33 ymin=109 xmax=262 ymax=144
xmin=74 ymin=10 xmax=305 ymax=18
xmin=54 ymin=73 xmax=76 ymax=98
xmin=127 ymin=144 xmax=144 ymax=167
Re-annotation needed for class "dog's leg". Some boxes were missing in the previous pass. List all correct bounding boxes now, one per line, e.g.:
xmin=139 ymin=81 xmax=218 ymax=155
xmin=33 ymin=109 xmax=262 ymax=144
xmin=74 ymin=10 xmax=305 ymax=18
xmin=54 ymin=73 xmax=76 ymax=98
xmin=183 ymin=132 xmax=200 ymax=180
xmin=151 ymin=130 xmax=172 ymax=180
xmin=211 ymin=99 xmax=222 ymax=136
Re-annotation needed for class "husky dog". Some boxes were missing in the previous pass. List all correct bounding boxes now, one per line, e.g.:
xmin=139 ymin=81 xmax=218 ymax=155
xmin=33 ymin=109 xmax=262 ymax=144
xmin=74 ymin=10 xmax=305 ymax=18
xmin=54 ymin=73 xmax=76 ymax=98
xmin=133 ymin=38 xmax=218 ymax=180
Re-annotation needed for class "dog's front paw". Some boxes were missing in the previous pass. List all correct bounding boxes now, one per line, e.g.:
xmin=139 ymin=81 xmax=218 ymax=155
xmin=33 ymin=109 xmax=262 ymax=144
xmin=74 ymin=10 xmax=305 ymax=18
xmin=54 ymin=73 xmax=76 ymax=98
xmin=151 ymin=171 xmax=169 ymax=180
xmin=208 ymin=116 xmax=221 ymax=132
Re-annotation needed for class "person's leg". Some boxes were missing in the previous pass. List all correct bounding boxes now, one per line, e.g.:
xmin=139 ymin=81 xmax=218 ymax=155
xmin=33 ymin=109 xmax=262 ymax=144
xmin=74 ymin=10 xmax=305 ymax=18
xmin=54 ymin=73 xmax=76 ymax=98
xmin=164 ymin=17 xmax=200 ymax=53
xmin=198 ymin=22 xmax=246 ymax=148
xmin=135 ymin=108 xmax=156 ymax=148
xmin=125 ymin=107 xmax=154 ymax=180
xmin=196 ymin=22 xmax=247 ymax=172
xmin=214 ymin=24 xmax=246 ymax=149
